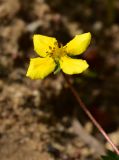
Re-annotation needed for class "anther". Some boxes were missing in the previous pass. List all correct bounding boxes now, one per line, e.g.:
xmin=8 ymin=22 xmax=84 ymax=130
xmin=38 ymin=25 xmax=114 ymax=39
xmin=49 ymin=46 xmax=52 ymax=50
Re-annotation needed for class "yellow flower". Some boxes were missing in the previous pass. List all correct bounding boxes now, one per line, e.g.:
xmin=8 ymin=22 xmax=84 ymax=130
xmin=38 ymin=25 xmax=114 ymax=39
xmin=26 ymin=33 xmax=91 ymax=79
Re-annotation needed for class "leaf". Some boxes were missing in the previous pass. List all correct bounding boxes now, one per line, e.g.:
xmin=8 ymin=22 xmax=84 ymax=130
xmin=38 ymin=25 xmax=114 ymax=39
xmin=54 ymin=63 xmax=61 ymax=75
xmin=101 ymin=150 xmax=119 ymax=160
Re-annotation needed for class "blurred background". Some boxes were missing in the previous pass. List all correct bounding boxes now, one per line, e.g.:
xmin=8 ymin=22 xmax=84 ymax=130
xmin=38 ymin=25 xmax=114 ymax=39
xmin=0 ymin=0 xmax=119 ymax=159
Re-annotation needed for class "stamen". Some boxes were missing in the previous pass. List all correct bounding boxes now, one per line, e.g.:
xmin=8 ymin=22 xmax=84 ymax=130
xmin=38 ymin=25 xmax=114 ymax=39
xmin=54 ymin=42 xmax=58 ymax=46
xmin=49 ymin=46 xmax=52 ymax=50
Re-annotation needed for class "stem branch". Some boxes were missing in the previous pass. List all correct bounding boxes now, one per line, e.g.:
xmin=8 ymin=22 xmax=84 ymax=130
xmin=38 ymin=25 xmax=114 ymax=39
xmin=62 ymin=73 xmax=119 ymax=155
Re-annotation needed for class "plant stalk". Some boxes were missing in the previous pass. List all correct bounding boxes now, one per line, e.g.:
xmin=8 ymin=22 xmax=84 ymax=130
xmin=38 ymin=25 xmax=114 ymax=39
xmin=62 ymin=73 xmax=119 ymax=155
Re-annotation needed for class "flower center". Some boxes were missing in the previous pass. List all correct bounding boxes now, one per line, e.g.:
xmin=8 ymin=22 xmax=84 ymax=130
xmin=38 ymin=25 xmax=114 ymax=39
xmin=48 ymin=42 xmax=66 ymax=62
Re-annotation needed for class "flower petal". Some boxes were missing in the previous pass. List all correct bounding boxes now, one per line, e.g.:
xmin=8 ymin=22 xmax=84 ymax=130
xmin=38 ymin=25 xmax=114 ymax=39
xmin=26 ymin=57 xmax=56 ymax=79
xmin=33 ymin=35 xmax=58 ymax=57
xmin=60 ymin=56 xmax=89 ymax=74
xmin=65 ymin=32 xmax=91 ymax=56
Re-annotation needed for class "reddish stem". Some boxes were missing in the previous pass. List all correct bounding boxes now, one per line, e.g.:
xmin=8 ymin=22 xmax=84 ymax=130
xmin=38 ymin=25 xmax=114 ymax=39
xmin=62 ymin=73 xmax=119 ymax=155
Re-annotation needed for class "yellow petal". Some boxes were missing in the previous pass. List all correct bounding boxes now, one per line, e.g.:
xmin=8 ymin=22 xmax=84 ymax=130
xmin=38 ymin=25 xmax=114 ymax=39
xmin=60 ymin=56 xmax=89 ymax=75
xmin=33 ymin=34 xmax=58 ymax=57
xmin=65 ymin=32 xmax=91 ymax=56
xmin=26 ymin=57 xmax=56 ymax=79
